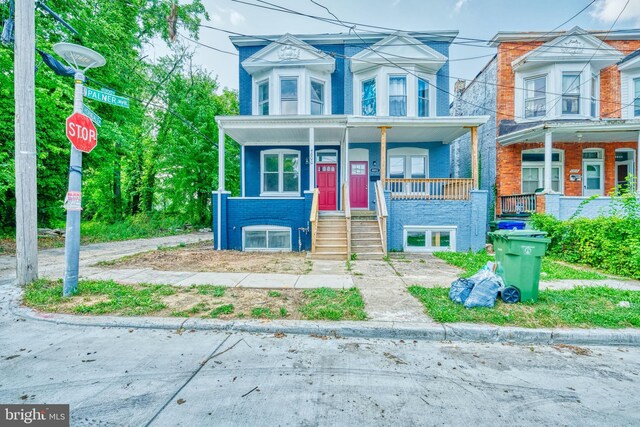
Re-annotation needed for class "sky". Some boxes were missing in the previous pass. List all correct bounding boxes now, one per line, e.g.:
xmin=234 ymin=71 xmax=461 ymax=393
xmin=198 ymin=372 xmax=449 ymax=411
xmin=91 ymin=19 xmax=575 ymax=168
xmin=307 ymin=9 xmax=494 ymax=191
xmin=148 ymin=0 xmax=640 ymax=93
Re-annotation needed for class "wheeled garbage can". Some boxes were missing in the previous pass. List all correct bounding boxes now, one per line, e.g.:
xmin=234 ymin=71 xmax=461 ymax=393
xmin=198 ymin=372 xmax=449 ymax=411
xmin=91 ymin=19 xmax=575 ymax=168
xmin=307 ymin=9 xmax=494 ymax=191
xmin=488 ymin=230 xmax=551 ymax=303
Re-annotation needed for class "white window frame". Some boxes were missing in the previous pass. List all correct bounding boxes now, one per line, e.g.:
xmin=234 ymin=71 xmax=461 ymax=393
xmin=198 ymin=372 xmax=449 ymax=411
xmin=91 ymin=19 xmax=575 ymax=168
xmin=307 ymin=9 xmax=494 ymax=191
xmin=388 ymin=74 xmax=408 ymax=117
xmin=403 ymin=226 xmax=457 ymax=252
xmin=242 ymin=225 xmax=292 ymax=252
xmin=615 ymin=148 xmax=636 ymax=190
xmin=561 ymin=72 xmax=581 ymax=116
xmin=582 ymin=148 xmax=605 ymax=197
xmin=251 ymin=68 xmax=331 ymax=115
xmin=521 ymin=148 xmax=564 ymax=194
xmin=260 ymin=149 xmax=301 ymax=196
xmin=361 ymin=77 xmax=377 ymax=116
xmin=257 ymin=78 xmax=269 ymax=116
xmin=523 ymin=74 xmax=548 ymax=119
xmin=280 ymin=76 xmax=299 ymax=115
xmin=310 ymin=78 xmax=325 ymax=115
xmin=590 ymin=73 xmax=599 ymax=118
xmin=417 ymin=77 xmax=430 ymax=117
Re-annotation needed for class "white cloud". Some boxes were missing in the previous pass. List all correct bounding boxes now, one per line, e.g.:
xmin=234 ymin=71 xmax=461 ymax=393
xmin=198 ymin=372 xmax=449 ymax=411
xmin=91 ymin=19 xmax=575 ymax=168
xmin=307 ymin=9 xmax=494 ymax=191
xmin=229 ymin=10 xmax=246 ymax=26
xmin=591 ymin=0 xmax=640 ymax=25
xmin=214 ymin=7 xmax=246 ymax=26
xmin=454 ymin=0 xmax=468 ymax=13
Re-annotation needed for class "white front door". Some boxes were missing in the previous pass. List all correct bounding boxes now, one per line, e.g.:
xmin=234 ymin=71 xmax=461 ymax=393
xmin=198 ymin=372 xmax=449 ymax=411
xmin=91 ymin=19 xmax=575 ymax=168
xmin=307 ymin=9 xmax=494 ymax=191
xmin=583 ymin=161 xmax=604 ymax=196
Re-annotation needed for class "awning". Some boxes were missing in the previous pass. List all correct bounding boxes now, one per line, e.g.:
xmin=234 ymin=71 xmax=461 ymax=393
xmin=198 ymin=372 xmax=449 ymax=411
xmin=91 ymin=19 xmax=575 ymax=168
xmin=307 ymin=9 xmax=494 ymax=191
xmin=497 ymin=120 xmax=640 ymax=146
xmin=215 ymin=115 xmax=490 ymax=145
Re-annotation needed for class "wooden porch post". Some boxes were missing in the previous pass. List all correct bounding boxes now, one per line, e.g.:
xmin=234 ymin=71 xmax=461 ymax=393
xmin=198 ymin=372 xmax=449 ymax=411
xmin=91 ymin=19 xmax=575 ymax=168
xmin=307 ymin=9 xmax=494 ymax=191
xmin=470 ymin=126 xmax=479 ymax=190
xmin=379 ymin=126 xmax=390 ymax=186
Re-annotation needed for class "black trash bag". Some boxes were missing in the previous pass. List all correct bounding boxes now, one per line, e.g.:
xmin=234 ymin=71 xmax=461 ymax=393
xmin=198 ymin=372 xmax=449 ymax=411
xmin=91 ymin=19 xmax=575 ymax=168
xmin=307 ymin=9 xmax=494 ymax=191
xmin=449 ymin=278 xmax=474 ymax=304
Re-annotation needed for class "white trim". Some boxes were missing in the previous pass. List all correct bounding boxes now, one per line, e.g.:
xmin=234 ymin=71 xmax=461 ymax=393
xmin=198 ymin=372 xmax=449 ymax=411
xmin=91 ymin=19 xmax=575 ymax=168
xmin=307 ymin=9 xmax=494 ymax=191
xmin=403 ymin=226 xmax=457 ymax=252
xmin=582 ymin=148 xmax=605 ymax=196
xmin=387 ymin=147 xmax=430 ymax=178
xmin=615 ymin=148 xmax=636 ymax=189
xmin=621 ymin=72 xmax=640 ymax=119
xmin=216 ymin=191 xmax=221 ymax=250
xmin=242 ymin=225 xmax=292 ymax=252
xmin=260 ymin=149 xmax=302 ymax=196
xmin=241 ymin=145 xmax=246 ymax=197
xmin=521 ymin=148 xmax=564 ymax=194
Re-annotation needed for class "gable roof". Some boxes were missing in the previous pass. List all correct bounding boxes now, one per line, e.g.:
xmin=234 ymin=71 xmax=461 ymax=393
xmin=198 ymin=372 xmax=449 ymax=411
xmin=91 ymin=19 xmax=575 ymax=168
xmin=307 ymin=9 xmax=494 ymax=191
xmin=241 ymin=33 xmax=336 ymax=75
xmin=350 ymin=32 xmax=447 ymax=74
xmin=511 ymin=26 xmax=624 ymax=71
xmin=618 ymin=48 xmax=640 ymax=71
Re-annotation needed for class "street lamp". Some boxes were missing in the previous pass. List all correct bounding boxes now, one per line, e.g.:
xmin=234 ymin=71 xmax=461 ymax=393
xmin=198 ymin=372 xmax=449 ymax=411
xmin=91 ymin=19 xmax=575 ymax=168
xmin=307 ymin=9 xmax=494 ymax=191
xmin=53 ymin=43 xmax=105 ymax=297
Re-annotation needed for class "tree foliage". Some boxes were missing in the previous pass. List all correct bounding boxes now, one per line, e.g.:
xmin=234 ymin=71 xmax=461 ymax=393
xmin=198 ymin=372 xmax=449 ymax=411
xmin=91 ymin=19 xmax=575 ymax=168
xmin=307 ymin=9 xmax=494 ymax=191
xmin=0 ymin=0 xmax=238 ymax=231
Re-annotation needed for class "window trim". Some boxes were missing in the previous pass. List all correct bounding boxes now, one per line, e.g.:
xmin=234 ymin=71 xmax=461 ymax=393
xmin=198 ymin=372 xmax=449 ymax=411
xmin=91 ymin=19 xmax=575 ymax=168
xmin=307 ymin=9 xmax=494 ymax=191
xmin=279 ymin=76 xmax=299 ymax=115
xmin=521 ymin=148 xmax=564 ymax=194
xmin=257 ymin=79 xmax=269 ymax=116
xmin=403 ymin=226 xmax=457 ymax=252
xmin=260 ymin=149 xmax=301 ymax=196
xmin=417 ymin=77 xmax=430 ymax=117
xmin=590 ymin=73 xmax=599 ymax=118
xmin=361 ymin=77 xmax=377 ymax=116
xmin=242 ymin=225 xmax=292 ymax=252
xmin=388 ymin=74 xmax=408 ymax=117
xmin=310 ymin=78 xmax=325 ymax=115
xmin=561 ymin=72 xmax=581 ymax=116
xmin=523 ymin=74 xmax=547 ymax=119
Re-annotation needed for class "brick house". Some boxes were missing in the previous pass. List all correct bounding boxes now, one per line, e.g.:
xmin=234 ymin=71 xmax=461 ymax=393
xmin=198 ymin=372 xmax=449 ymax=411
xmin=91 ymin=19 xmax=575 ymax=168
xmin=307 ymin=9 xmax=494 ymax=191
xmin=452 ymin=26 xmax=640 ymax=221
xmin=213 ymin=31 xmax=489 ymax=259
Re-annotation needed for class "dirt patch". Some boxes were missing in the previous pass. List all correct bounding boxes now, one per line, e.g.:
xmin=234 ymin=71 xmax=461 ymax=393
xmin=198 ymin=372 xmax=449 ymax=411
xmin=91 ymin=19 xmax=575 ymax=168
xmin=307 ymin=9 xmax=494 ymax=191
xmin=99 ymin=242 xmax=313 ymax=274
xmin=0 ymin=236 xmax=65 ymax=256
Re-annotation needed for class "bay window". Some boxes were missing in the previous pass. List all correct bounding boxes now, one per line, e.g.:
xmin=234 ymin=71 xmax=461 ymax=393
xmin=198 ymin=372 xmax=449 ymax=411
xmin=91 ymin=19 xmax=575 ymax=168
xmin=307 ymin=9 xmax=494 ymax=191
xmin=310 ymin=80 xmax=324 ymax=115
xmin=261 ymin=150 xmax=300 ymax=195
xmin=418 ymin=78 xmax=430 ymax=117
xmin=590 ymin=73 xmax=598 ymax=117
xmin=389 ymin=75 xmax=407 ymax=116
xmin=562 ymin=73 xmax=581 ymax=115
xmin=257 ymin=80 xmax=269 ymax=115
xmin=280 ymin=77 xmax=298 ymax=115
xmin=524 ymin=75 xmax=546 ymax=118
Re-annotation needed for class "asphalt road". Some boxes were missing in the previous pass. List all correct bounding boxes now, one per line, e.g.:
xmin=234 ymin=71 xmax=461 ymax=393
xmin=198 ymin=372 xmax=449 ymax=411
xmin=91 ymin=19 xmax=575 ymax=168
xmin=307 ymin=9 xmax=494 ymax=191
xmin=1 ymin=280 xmax=639 ymax=427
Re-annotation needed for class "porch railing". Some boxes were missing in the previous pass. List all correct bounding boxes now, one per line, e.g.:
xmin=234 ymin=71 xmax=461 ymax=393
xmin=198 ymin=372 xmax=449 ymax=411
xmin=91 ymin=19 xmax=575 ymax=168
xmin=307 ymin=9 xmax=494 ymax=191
xmin=375 ymin=180 xmax=388 ymax=255
xmin=500 ymin=193 xmax=536 ymax=215
xmin=310 ymin=188 xmax=319 ymax=254
xmin=384 ymin=178 xmax=473 ymax=200
xmin=342 ymin=183 xmax=351 ymax=256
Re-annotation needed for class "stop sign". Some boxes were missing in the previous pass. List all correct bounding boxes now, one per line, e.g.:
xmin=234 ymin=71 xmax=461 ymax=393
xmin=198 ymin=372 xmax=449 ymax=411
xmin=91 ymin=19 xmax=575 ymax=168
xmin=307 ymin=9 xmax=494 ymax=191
xmin=66 ymin=112 xmax=98 ymax=153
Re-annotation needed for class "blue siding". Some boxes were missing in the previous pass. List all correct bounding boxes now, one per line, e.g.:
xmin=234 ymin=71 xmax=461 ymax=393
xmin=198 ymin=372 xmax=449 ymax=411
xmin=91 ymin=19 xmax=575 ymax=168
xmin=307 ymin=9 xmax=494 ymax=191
xmin=386 ymin=190 xmax=488 ymax=252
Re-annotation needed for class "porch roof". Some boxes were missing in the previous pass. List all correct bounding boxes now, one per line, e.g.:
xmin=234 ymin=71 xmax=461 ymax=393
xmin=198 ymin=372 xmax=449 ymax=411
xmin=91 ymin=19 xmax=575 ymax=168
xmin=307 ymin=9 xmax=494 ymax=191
xmin=497 ymin=119 xmax=640 ymax=146
xmin=215 ymin=115 xmax=490 ymax=145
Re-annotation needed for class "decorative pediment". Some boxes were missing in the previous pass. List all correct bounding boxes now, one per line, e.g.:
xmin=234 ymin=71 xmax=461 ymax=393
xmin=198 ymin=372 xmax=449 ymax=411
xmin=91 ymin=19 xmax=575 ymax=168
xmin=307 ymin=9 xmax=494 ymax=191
xmin=512 ymin=26 xmax=623 ymax=71
xmin=241 ymin=34 xmax=335 ymax=75
xmin=350 ymin=33 xmax=447 ymax=74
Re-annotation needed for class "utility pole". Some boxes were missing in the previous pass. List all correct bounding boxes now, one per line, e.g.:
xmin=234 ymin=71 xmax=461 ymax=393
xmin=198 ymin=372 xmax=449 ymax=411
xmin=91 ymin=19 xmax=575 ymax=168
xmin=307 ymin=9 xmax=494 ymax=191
xmin=14 ymin=0 xmax=38 ymax=285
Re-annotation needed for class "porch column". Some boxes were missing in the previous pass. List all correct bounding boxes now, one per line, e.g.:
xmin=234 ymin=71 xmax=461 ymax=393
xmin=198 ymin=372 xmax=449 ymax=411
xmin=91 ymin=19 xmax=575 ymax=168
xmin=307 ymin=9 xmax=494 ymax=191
xmin=240 ymin=145 xmax=245 ymax=197
xmin=343 ymin=128 xmax=350 ymax=211
xmin=218 ymin=125 xmax=225 ymax=191
xmin=379 ymin=126 xmax=390 ymax=186
xmin=470 ymin=126 xmax=479 ymax=189
xmin=309 ymin=128 xmax=315 ymax=191
xmin=544 ymin=130 xmax=553 ymax=193
xmin=637 ymin=131 xmax=640 ymax=194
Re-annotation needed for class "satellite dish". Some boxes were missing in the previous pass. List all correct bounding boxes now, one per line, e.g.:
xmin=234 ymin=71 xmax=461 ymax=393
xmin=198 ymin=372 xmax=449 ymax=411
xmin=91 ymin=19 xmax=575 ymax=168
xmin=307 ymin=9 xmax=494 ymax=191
xmin=53 ymin=42 xmax=106 ymax=70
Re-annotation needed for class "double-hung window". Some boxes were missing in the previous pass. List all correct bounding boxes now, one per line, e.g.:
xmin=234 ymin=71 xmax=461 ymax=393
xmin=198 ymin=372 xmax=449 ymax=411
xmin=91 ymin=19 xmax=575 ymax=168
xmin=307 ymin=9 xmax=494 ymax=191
xmin=418 ymin=78 xmax=429 ymax=117
xmin=257 ymin=80 xmax=269 ymax=115
xmin=521 ymin=151 xmax=562 ymax=193
xmin=262 ymin=150 xmax=300 ymax=195
xmin=562 ymin=73 xmax=581 ymax=115
xmin=389 ymin=75 xmax=407 ymax=116
xmin=280 ymin=77 xmax=298 ymax=115
xmin=634 ymin=78 xmax=640 ymax=117
xmin=524 ymin=75 xmax=546 ymax=118
xmin=590 ymin=73 xmax=599 ymax=117
xmin=310 ymin=80 xmax=324 ymax=115
xmin=362 ymin=78 xmax=376 ymax=116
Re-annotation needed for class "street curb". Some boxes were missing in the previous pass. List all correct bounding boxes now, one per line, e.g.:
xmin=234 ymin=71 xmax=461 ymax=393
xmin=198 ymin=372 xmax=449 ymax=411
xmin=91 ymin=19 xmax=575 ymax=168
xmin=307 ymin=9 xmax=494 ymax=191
xmin=9 ymin=299 xmax=640 ymax=347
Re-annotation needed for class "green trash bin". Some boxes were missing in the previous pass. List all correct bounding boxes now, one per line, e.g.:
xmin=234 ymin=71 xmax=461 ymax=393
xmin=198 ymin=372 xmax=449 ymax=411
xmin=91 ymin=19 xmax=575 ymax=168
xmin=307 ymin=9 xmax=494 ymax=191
xmin=488 ymin=230 xmax=551 ymax=303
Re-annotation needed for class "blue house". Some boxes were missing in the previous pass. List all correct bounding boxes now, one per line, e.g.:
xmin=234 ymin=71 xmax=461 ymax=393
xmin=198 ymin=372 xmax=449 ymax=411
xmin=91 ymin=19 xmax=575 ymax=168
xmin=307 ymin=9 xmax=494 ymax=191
xmin=214 ymin=31 xmax=489 ymax=259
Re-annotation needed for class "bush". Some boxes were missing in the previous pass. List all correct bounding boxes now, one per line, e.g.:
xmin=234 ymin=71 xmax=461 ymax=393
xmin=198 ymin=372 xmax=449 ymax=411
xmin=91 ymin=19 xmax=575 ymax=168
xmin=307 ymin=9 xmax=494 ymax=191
xmin=532 ymin=213 xmax=640 ymax=279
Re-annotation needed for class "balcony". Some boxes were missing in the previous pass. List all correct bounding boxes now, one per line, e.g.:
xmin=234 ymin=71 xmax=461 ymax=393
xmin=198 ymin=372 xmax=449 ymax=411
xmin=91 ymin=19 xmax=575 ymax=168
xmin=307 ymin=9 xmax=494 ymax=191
xmin=384 ymin=178 xmax=473 ymax=200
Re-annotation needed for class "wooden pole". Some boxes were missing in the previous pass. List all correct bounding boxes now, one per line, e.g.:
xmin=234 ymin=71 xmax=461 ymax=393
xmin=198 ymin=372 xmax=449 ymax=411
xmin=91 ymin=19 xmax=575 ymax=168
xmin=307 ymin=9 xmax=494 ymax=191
xmin=470 ymin=126 xmax=479 ymax=190
xmin=379 ymin=126 xmax=390 ymax=186
xmin=14 ymin=0 xmax=38 ymax=285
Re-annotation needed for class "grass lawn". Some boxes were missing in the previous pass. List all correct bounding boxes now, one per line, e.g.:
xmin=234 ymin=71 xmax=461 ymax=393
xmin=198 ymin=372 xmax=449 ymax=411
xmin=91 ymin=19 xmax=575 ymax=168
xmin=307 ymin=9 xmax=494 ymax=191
xmin=23 ymin=279 xmax=366 ymax=321
xmin=434 ymin=250 xmax=608 ymax=280
xmin=408 ymin=286 xmax=640 ymax=329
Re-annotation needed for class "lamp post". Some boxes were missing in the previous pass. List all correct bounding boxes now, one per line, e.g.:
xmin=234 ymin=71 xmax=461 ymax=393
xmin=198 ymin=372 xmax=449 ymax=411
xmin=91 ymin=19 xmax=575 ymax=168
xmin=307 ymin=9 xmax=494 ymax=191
xmin=52 ymin=43 xmax=105 ymax=297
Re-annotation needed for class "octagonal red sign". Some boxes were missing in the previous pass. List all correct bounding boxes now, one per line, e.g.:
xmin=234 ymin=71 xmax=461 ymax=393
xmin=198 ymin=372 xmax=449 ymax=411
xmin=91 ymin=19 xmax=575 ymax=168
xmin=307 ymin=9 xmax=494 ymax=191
xmin=66 ymin=112 xmax=97 ymax=153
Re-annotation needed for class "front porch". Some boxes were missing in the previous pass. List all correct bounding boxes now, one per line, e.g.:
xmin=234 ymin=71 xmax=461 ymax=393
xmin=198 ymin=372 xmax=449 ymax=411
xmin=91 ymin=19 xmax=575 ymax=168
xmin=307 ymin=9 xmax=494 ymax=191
xmin=497 ymin=120 xmax=640 ymax=220
xmin=213 ymin=115 xmax=489 ymax=256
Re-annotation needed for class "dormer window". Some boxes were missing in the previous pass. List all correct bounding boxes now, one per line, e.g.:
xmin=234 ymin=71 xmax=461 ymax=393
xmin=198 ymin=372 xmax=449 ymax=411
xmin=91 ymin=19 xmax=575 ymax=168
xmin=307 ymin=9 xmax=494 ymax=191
xmin=562 ymin=73 xmax=581 ymax=115
xmin=258 ymin=80 xmax=269 ymax=115
xmin=280 ymin=77 xmax=298 ymax=115
xmin=418 ymin=78 xmax=430 ymax=117
xmin=362 ymin=78 xmax=376 ymax=116
xmin=389 ymin=75 xmax=407 ymax=116
xmin=524 ymin=75 xmax=547 ymax=118
xmin=310 ymin=80 xmax=324 ymax=115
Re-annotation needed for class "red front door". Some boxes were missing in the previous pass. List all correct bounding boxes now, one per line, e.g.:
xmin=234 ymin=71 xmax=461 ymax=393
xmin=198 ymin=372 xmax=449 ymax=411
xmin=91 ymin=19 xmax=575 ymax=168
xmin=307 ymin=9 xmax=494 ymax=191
xmin=350 ymin=161 xmax=368 ymax=209
xmin=317 ymin=164 xmax=337 ymax=210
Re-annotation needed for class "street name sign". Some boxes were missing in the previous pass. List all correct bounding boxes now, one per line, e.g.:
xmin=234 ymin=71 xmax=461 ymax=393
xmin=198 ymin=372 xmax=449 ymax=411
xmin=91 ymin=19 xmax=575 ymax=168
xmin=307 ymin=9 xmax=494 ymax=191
xmin=66 ymin=112 xmax=98 ymax=153
xmin=82 ymin=104 xmax=102 ymax=127
xmin=84 ymin=87 xmax=129 ymax=108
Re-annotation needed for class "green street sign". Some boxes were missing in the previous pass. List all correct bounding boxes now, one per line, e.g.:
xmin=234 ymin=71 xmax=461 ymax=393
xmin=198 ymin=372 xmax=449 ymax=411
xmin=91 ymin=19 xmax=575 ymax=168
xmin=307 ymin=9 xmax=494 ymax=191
xmin=84 ymin=87 xmax=129 ymax=108
xmin=82 ymin=104 xmax=102 ymax=127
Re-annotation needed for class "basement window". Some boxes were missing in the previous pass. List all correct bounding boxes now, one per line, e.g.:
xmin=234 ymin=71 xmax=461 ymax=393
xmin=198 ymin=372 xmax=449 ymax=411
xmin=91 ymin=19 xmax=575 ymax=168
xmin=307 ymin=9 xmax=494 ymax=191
xmin=243 ymin=226 xmax=291 ymax=251
xmin=403 ymin=226 xmax=456 ymax=252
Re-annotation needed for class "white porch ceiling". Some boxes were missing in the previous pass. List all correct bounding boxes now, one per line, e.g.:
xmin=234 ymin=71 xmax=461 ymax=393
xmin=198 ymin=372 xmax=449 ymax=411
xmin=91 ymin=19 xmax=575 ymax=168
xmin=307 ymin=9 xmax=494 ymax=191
xmin=498 ymin=120 xmax=640 ymax=145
